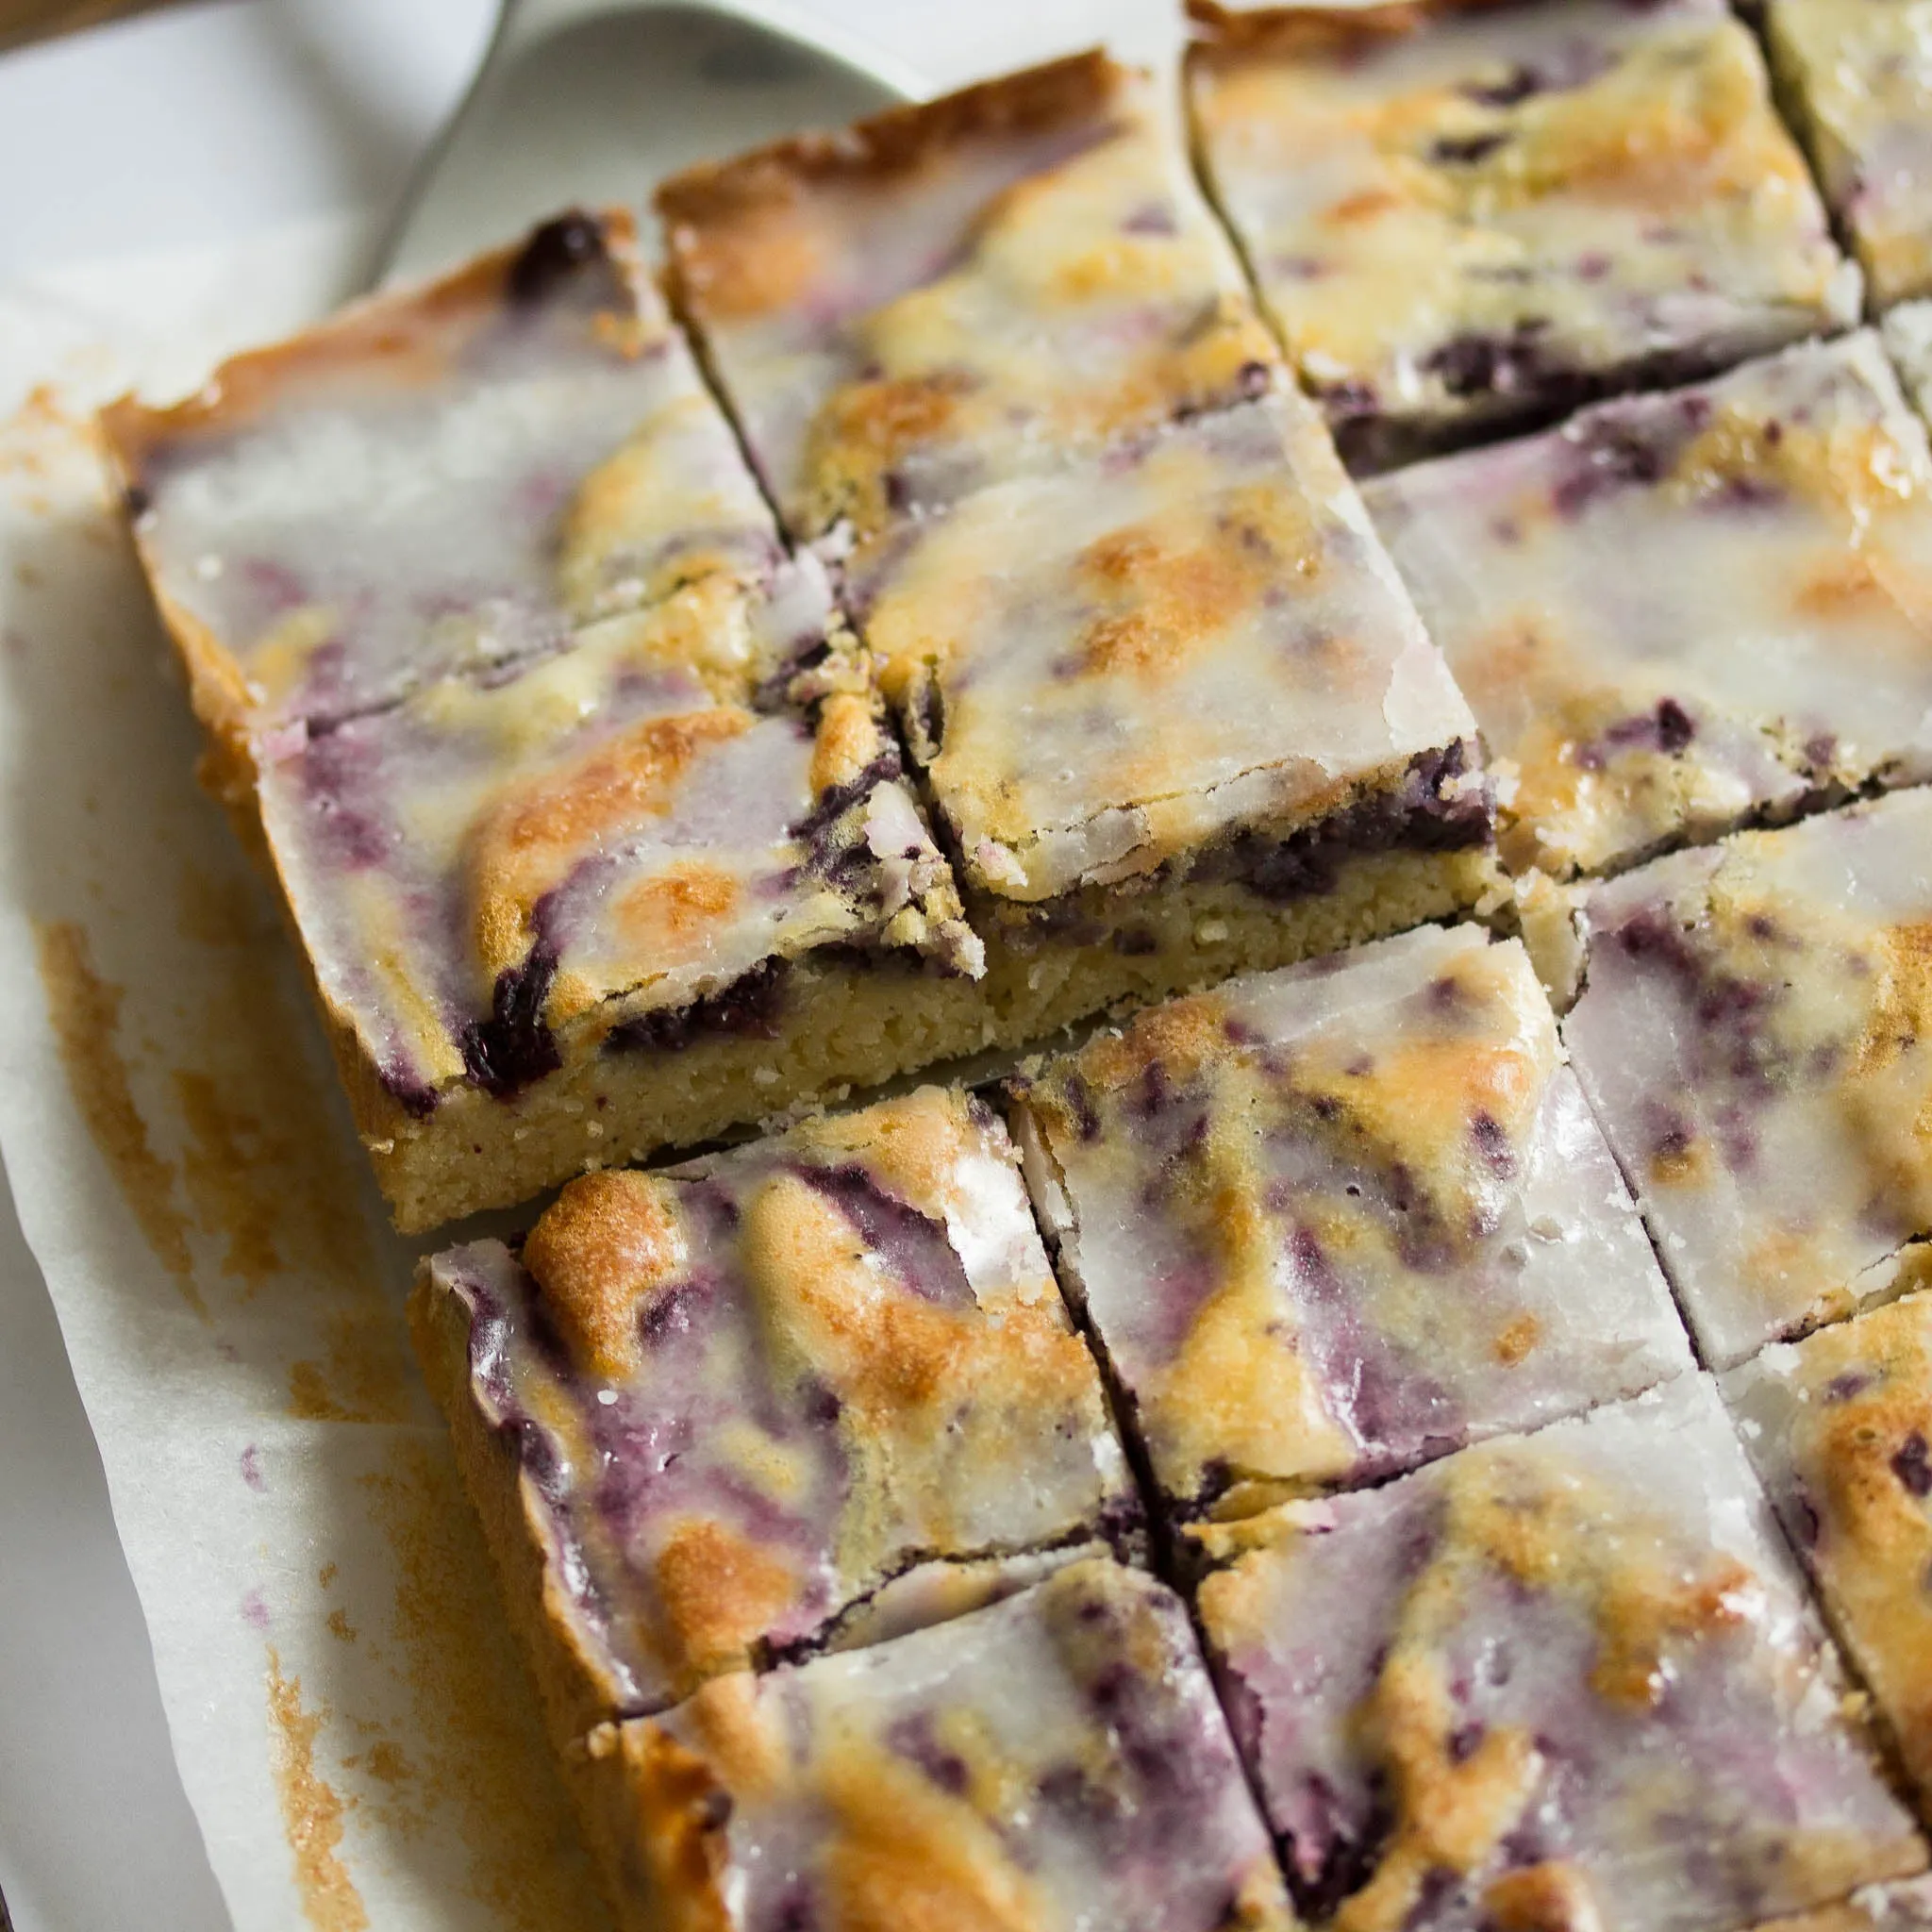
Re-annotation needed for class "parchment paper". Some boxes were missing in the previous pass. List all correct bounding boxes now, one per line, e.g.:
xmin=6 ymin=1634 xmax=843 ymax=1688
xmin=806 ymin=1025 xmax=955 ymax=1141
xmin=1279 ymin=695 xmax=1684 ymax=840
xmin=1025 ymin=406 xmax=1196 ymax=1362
xmin=0 ymin=216 xmax=611 ymax=1931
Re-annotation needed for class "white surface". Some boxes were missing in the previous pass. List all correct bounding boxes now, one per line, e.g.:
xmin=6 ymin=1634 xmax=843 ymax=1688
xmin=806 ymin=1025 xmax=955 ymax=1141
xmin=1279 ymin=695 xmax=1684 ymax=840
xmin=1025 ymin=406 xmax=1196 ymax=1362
xmin=0 ymin=4 xmax=1173 ymax=1929
xmin=0 ymin=1180 xmax=228 ymax=1932
xmin=0 ymin=0 xmax=1176 ymax=280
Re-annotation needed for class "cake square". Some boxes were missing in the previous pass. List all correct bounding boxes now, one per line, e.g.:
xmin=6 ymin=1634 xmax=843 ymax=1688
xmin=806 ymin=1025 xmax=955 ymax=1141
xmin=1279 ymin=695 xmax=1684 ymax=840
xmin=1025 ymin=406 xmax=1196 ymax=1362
xmin=1364 ymin=333 xmax=1932 ymax=885
xmin=841 ymin=391 xmax=1494 ymax=1047
xmin=410 ymin=1087 xmax=1141 ymax=1746
xmin=1562 ymin=789 xmax=1932 ymax=1370
xmin=655 ymin=50 xmax=1283 ymax=541
xmin=258 ymin=556 xmax=988 ymax=1229
xmin=101 ymin=210 xmax=782 ymax=792
xmin=1725 ymin=1289 xmax=1932 ymax=1816
xmin=1010 ymin=923 xmax=1691 ymax=1521
xmin=1192 ymin=1374 xmax=1927 ymax=1931
xmin=573 ymin=1557 xmax=1295 ymax=1932
xmin=1187 ymin=0 xmax=1858 ymax=470
xmin=1764 ymin=0 xmax=1932 ymax=309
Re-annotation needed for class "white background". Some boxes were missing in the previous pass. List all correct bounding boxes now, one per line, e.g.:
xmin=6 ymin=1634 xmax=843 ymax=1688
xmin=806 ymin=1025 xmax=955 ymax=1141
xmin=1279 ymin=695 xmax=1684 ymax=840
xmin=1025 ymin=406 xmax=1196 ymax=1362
xmin=0 ymin=3 xmax=1166 ymax=1926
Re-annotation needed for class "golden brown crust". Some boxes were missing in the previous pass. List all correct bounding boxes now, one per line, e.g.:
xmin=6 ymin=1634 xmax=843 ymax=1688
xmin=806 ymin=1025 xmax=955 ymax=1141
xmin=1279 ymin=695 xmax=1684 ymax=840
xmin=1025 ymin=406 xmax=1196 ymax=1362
xmin=738 ymin=1164 xmax=1091 ymax=1436
xmin=782 ymin=1081 xmax=991 ymax=1221
xmin=654 ymin=50 xmax=1124 ymax=233
xmin=523 ymin=1169 xmax=689 ymax=1380
xmin=572 ymin=1719 xmax=735 ymax=1932
xmin=407 ymin=1261 xmax=629 ymax=1753
xmin=807 ymin=689 xmax=887 ymax=799
xmin=98 ymin=208 xmax=647 ymax=474
xmin=655 ymin=51 xmax=1135 ymax=340
xmin=466 ymin=707 xmax=756 ymax=986
xmin=654 ymin=1520 xmax=808 ymax=1686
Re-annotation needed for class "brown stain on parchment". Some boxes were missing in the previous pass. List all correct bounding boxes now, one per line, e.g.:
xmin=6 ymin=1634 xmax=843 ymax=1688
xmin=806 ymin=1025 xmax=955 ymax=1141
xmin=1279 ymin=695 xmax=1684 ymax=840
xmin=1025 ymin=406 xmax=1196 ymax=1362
xmin=172 ymin=863 xmax=413 ymax=1424
xmin=283 ymin=1312 xmax=413 ymax=1426
xmin=356 ymin=1436 xmax=614 ymax=1930
xmin=265 ymin=1649 xmax=371 ymax=1932
xmin=32 ymin=917 xmax=205 ymax=1315
xmin=172 ymin=864 xmax=373 ymax=1293
xmin=30 ymin=876 xmax=417 ymax=1432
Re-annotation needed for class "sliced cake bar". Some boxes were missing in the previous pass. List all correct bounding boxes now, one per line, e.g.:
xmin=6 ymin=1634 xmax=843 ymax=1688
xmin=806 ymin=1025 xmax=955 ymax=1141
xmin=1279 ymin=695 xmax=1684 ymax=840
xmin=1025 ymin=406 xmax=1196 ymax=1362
xmin=841 ymin=391 xmax=1495 ymax=1049
xmin=1564 ymin=789 xmax=1932 ymax=1369
xmin=574 ymin=1557 xmax=1294 ymax=1932
xmin=655 ymin=50 xmax=1284 ymax=541
xmin=256 ymin=554 xmax=986 ymax=1228
xmin=410 ymin=1087 xmax=1139 ymax=1745
xmin=1365 ymin=333 xmax=1932 ymax=885
xmin=101 ymin=209 xmax=779 ymax=791
xmin=1011 ymin=923 xmax=1690 ymax=1521
xmin=1187 ymin=0 xmax=1857 ymax=469
xmin=1726 ymin=1290 xmax=1932 ymax=1819
xmin=1192 ymin=1374 xmax=1927 ymax=1931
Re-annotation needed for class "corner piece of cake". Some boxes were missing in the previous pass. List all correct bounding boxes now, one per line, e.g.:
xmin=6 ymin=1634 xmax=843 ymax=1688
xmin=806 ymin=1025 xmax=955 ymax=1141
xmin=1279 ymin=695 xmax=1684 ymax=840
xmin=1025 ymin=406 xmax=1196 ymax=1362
xmin=1009 ymin=923 xmax=1690 ymax=1524
xmin=1725 ymin=1290 xmax=1932 ymax=1819
xmin=573 ymin=1557 xmax=1296 ymax=1932
xmin=1364 ymin=333 xmax=1932 ymax=887
xmin=260 ymin=554 xmax=986 ymax=1229
xmin=100 ymin=208 xmax=781 ymax=792
xmin=1563 ymin=789 xmax=1932 ymax=1370
xmin=842 ymin=391 xmax=1495 ymax=1047
xmin=1191 ymin=1374 xmax=1928 ymax=1932
xmin=1764 ymin=0 xmax=1932 ymax=308
xmin=654 ymin=49 xmax=1283 ymax=541
xmin=410 ymin=1086 xmax=1140 ymax=1747
xmin=1186 ymin=0 xmax=1858 ymax=471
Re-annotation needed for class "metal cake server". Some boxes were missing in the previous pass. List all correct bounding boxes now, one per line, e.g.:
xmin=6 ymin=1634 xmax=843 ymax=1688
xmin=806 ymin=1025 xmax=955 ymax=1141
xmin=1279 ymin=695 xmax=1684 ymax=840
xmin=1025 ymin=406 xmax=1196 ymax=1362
xmin=375 ymin=0 xmax=924 ymax=287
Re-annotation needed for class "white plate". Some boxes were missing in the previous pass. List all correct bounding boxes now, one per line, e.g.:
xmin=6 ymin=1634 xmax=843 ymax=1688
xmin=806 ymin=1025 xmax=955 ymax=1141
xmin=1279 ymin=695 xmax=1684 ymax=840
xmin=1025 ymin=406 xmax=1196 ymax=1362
xmin=0 ymin=3 xmax=1172 ymax=1926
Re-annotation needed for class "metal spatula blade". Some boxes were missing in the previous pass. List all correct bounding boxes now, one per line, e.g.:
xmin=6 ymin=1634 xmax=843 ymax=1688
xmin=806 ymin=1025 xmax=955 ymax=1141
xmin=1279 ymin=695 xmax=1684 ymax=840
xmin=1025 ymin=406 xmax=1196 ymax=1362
xmin=376 ymin=0 xmax=923 ymax=289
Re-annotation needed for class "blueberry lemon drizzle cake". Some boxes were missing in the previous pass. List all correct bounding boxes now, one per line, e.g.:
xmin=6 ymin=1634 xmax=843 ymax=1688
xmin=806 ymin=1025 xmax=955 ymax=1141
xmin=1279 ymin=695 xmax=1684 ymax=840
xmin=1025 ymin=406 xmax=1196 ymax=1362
xmin=840 ymin=391 xmax=1495 ymax=1044
xmin=101 ymin=208 xmax=992 ymax=1231
xmin=410 ymin=1087 xmax=1139 ymax=1746
xmin=1186 ymin=0 xmax=1858 ymax=471
xmin=1726 ymin=1293 xmax=1932 ymax=1820
xmin=1365 ymin=333 xmax=1932 ymax=889
xmin=654 ymin=49 xmax=1284 ymax=542
xmin=96 ymin=20 xmax=1932 ymax=1920
xmin=1762 ymin=0 xmax=1932 ymax=309
xmin=1563 ymin=789 xmax=1932 ymax=1370
xmin=573 ymin=1558 xmax=1295 ymax=1932
xmin=1189 ymin=1376 xmax=1928 ymax=1932
xmin=1011 ymin=923 xmax=1689 ymax=1523
xmin=100 ymin=209 xmax=781 ymax=795
xmin=256 ymin=552 xmax=988 ymax=1230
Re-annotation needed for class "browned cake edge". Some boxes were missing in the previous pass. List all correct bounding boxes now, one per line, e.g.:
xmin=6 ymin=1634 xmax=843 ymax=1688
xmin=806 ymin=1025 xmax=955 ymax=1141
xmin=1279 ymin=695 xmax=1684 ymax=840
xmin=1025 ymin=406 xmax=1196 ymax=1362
xmin=93 ymin=206 xmax=652 ymax=763
xmin=408 ymin=1257 xmax=632 ymax=1754
xmin=654 ymin=47 xmax=1126 ymax=238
